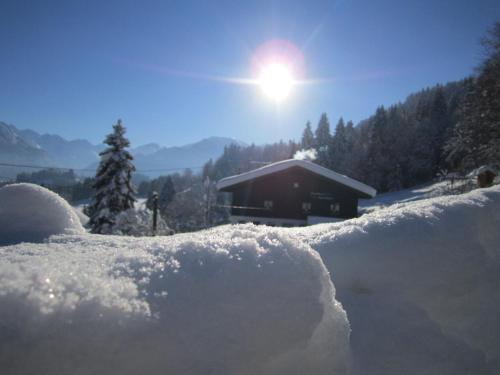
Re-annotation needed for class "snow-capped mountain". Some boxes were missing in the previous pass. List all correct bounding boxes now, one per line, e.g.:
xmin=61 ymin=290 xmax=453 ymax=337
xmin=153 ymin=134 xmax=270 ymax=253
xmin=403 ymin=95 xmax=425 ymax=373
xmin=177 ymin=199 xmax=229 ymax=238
xmin=131 ymin=143 xmax=162 ymax=156
xmin=86 ymin=136 xmax=245 ymax=177
xmin=17 ymin=128 xmax=104 ymax=169
xmin=0 ymin=122 xmax=51 ymax=178
xmin=0 ymin=122 xmax=244 ymax=179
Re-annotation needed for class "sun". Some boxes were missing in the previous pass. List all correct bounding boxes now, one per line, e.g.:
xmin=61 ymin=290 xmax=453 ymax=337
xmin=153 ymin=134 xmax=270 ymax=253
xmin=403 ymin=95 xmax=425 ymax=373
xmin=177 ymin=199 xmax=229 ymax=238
xmin=258 ymin=62 xmax=295 ymax=102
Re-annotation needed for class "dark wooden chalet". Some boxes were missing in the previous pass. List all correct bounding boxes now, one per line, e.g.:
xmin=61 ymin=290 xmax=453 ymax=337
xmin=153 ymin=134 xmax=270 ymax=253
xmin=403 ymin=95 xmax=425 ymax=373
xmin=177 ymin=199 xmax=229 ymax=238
xmin=216 ymin=159 xmax=377 ymax=226
xmin=468 ymin=165 xmax=497 ymax=188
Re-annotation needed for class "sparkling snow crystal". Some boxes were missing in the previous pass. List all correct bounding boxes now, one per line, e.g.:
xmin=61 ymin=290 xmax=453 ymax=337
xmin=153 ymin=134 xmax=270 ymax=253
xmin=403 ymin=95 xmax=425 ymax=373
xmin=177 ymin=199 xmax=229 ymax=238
xmin=0 ymin=228 xmax=350 ymax=375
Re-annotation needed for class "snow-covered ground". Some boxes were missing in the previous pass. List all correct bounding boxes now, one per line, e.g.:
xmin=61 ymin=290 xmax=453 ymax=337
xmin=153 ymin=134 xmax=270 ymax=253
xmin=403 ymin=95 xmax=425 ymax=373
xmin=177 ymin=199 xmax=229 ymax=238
xmin=0 ymin=184 xmax=350 ymax=375
xmin=359 ymin=178 xmax=474 ymax=213
xmin=287 ymin=184 xmax=500 ymax=374
xmin=1 ymin=183 xmax=500 ymax=374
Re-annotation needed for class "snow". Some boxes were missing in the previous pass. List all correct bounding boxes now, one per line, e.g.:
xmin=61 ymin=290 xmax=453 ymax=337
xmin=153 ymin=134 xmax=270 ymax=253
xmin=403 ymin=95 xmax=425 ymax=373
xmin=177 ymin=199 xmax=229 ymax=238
xmin=359 ymin=179 xmax=474 ymax=214
xmin=73 ymin=205 xmax=89 ymax=225
xmin=0 ymin=183 xmax=85 ymax=245
xmin=113 ymin=207 xmax=173 ymax=236
xmin=467 ymin=165 xmax=497 ymax=177
xmin=216 ymin=159 xmax=377 ymax=198
xmin=2 ymin=181 xmax=500 ymax=374
xmin=284 ymin=184 xmax=500 ymax=374
xmin=0 ymin=227 xmax=350 ymax=374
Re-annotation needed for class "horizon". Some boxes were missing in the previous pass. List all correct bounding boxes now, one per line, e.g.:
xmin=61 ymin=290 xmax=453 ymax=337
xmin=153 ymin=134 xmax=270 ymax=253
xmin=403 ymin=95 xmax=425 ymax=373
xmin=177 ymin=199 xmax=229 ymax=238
xmin=1 ymin=0 xmax=499 ymax=147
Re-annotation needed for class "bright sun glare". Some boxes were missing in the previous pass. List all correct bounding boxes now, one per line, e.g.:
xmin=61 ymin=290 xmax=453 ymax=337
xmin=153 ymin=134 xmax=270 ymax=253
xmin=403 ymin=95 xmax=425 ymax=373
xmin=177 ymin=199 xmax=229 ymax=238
xmin=258 ymin=63 xmax=295 ymax=102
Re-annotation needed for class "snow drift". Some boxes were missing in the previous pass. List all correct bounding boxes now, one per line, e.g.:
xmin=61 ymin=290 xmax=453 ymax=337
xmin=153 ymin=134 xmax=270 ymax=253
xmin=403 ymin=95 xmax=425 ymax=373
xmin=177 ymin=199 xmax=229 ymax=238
xmin=286 ymin=185 xmax=500 ymax=374
xmin=2 ymin=181 xmax=499 ymax=374
xmin=0 ymin=183 xmax=85 ymax=245
xmin=0 ymin=228 xmax=350 ymax=374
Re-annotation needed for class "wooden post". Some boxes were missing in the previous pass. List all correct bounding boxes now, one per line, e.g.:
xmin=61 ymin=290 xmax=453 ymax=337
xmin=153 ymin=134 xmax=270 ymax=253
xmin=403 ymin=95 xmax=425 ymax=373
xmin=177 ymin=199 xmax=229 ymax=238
xmin=152 ymin=191 xmax=159 ymax=236
xmin=204 ymin=176 xmax=210 ymax=228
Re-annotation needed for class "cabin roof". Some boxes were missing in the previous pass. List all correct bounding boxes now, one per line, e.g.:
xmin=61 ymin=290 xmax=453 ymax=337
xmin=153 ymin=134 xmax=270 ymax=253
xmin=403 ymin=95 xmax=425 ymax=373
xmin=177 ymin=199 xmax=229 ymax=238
xmin=216 ymin=159 xmax=377 ymax=198
xmin=467 ymin=165 xmax=497 ymax=177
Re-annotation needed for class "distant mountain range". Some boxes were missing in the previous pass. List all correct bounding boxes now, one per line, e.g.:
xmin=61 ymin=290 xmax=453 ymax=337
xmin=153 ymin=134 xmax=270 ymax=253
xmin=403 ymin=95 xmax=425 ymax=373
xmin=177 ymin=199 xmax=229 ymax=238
xmin=0 ymin=122 xmax=244 ymax=179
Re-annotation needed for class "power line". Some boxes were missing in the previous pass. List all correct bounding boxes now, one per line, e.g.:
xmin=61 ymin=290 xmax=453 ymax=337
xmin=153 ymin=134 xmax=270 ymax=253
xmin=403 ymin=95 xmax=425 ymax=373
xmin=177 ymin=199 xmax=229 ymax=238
xmin=0 ymin=162 xmax=92 ymax=171
xmin=0 ymin=162 xmax=204 ymax=174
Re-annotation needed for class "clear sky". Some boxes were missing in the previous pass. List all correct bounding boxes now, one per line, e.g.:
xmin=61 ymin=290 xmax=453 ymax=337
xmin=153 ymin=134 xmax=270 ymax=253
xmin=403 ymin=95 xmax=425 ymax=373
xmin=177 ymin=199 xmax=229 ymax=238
xmin=1 ymin=0 xmax=499 ymax=147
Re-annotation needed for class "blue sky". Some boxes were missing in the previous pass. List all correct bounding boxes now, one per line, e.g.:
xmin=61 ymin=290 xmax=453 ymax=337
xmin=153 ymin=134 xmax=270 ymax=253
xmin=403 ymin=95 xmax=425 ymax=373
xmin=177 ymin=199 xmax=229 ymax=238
xmin=1 ymin=0 xmax=499 ymax=147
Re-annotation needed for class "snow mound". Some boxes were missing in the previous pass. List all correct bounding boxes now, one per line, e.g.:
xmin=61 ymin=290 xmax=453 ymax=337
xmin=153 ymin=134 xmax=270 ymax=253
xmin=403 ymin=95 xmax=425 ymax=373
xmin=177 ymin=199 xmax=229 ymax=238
xmin=73 ymin=206 xmax=89 ymax=225
xmin=288 ymin=185 xmax=500 ymax=374
xmin=0 ymin=228 xmax=350 ymax=374
xmin=0 ymin=183 xmax=85 ymax=245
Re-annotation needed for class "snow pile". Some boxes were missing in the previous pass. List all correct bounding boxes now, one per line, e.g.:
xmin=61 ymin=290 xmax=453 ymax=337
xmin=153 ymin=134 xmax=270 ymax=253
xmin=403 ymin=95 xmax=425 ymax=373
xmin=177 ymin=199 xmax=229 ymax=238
xmin=0 ymin=183 xmax=85 ymax=245
xmin=73 ymin=206 xmax=90 ymax=225
xmin=0 ymin=228 xmax=350 ymax=374
xmin=288 ymin=185 xmax=500 ymax=374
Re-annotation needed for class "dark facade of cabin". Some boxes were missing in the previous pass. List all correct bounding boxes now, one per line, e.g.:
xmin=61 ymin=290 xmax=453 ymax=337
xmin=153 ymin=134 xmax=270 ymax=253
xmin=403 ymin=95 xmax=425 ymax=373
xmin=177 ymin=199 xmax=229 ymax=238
xmin=219 ymin=166 xmax=372 ymax=225
xmin=477 ymin=170 xmax=496 ymax=188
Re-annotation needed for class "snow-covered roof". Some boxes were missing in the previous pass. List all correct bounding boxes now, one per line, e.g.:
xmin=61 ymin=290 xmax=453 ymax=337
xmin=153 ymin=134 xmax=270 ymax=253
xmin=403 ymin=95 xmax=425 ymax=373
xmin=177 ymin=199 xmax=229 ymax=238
xmin=216 ymin=159 xmax=377 ymax=198
xmin=467 ymin=165 xmax=497 ymax=178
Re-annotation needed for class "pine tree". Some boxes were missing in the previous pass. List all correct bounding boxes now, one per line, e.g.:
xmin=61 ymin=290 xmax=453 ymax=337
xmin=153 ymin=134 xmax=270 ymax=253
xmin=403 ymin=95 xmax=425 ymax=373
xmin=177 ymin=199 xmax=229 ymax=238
xmin=445 ymin=22 xmax=500 ymax=170
xmin=202 ymin=159 xmax=215 ymax=180
xmin=367 ymin=106 xmax=390 ymax=189
xmin=330 ymin=117 xmax=347 ymax=172
xmin=159 ymin=175 xmax=176 ymax=214
xmin=88 ymin=119 xmax=136 ymax=234
xmin=300 ymin=121 xmax=315 ymax=149
xmin=315 ymin=113 xmax=331 ymax=167
xmin=428 ymin=87 xmax=450 ymax=170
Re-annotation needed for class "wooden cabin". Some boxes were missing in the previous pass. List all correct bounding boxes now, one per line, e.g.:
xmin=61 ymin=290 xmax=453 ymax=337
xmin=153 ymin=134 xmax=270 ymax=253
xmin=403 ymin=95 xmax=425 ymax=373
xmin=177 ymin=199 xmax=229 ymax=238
xmin=469 ymin=165 xmax=497 ymax=188
xmin=216 ymin=159 xmax=377 ymax=226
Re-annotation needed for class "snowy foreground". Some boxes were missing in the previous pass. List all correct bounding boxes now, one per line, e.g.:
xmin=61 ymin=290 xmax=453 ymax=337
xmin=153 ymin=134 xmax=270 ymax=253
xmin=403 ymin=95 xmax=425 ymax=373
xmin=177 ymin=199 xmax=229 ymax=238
xmin=1 ymin=184 xmax=500 ymax=374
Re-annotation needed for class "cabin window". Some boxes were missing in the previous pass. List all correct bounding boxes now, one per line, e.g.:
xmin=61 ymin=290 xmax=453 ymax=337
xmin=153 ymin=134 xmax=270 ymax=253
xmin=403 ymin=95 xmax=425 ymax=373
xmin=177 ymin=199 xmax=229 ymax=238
xmin=293 ymin=182 xmax=300 ymax=188
xmin=330 ymin=203 xmax=340 ymax=214
xmin=264 ymin=200 xmax=273 ymax=210
xmin=302 ymin=202 xmax=312 ymax=213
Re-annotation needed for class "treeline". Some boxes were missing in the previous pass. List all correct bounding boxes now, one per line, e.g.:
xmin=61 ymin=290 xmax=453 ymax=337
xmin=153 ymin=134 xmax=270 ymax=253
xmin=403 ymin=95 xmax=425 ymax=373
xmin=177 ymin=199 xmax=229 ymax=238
xmin=15 ymin=169 xmax=94 ymax=203
xmin=444 ymin=22 xmax=500 ymax=171
xmin=201 ymin=79 xmax=468 ymax=193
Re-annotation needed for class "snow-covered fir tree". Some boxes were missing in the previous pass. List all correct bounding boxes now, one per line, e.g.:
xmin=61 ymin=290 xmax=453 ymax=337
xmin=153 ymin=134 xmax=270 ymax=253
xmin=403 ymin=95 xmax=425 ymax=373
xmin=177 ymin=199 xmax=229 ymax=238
xmin=445 ymin=22 xmax=500 ymax=171
xmin=315 ymin=113 xmax=331 ymax=167
xmin=300 ymin=121 xmax=315 ymax=149
xmin=329 ymin=117 xmax=347 ymax=172
xmin=88 ymin=119 xmax=136 ymax=234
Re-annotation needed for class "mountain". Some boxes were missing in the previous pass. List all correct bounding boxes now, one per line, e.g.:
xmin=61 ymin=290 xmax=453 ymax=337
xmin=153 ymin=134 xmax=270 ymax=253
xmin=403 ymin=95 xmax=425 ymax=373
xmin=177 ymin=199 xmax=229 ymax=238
xmin=135 ymin=136 xmax=245 ymax=176
xmin=17 ymin=129 xmax=104 ymax=169
xmin=0 ymin=122 xmax=52 ymax=179
xmin=87 ymin=136 xmax=245 ymax=177
xmin=131 ymin=143 xmax=162 ymax=156
xmin=0 ymin=122 xmax=244 ymax=180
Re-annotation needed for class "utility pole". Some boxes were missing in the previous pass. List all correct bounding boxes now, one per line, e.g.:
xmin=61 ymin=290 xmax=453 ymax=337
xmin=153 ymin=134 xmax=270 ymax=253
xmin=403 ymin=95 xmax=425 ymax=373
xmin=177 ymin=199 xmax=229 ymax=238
xmin=152 ymin=191 xmax=158 ymax=236
xmin=204 ymin=176 xmax=211 ymax=228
